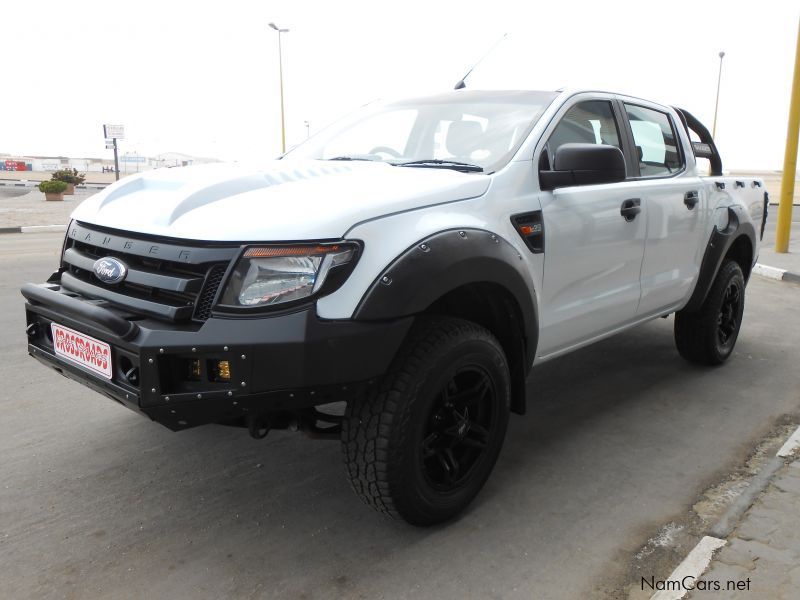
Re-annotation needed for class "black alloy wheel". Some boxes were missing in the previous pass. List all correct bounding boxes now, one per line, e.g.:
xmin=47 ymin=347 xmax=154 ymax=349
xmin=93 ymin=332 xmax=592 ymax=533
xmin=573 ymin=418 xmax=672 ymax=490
xmin=717 ymin=280 xmax=742 ymax=348
xmin=420 ymin=366 xmax=496 ymax=491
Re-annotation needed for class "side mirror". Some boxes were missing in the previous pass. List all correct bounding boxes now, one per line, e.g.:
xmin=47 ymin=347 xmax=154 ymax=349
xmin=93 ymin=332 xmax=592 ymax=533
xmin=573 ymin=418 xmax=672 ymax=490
xmin=539 ymin=143 xmax=626 ymax=191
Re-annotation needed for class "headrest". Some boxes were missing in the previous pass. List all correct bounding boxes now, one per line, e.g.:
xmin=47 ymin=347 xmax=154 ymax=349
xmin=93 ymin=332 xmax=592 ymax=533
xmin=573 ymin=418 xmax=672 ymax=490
xmin=447 ymin=121 xmax=483 ymax=156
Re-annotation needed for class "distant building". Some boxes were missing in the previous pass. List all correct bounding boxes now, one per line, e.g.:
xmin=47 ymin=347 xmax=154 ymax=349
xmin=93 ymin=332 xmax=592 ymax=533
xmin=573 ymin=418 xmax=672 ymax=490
xmin=152 ymin=152 xmax=220 ymax=168
xmin=0 ymin=152 xmax=219 ymax=173
xmin=0 ymin=155 xmax=115 ymax=173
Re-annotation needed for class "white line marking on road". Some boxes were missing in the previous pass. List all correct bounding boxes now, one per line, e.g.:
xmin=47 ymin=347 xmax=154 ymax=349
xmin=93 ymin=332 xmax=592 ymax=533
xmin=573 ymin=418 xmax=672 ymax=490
xmin=777 ymin=426 xmax=800 ymax=458
xmin=20 ymin=225 xmax=67 ymax=233
xmin=753 ymin=263 xmax=786 ymax=281
xmin=649 ymin=536 xmax=726 ymax=600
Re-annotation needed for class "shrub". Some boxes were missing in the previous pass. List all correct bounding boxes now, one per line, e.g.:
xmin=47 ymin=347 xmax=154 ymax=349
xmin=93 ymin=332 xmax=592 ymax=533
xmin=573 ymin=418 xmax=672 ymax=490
xmin=51 ymin=168 xmax=86 ymax=185
xmin=38 ymin=180 xmax=68 ymax=194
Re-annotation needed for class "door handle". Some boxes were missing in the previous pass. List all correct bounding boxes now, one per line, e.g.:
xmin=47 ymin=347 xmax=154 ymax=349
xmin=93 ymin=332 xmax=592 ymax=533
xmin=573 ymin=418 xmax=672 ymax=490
xmin=684 ymin=190 xmax=699 ymax=210
xmin=620 ymin=198 xmax=641 ymax=222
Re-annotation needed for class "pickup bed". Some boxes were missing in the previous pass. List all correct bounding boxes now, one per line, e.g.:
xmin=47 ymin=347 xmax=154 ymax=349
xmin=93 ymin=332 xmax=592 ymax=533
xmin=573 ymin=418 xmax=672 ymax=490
xmin=22 ymin=88 xmax=768 ymax=525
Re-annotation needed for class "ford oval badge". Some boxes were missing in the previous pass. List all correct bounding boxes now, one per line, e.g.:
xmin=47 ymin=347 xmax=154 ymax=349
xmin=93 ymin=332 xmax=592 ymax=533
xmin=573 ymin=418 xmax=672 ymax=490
xmin=92 ymin=257 xmax=128 ymax=284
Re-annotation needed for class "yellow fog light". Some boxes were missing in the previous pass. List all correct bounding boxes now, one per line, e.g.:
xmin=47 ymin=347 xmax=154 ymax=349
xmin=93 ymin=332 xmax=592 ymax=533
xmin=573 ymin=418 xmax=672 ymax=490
xmin=213 ymin=360 xmax=231 ymax=382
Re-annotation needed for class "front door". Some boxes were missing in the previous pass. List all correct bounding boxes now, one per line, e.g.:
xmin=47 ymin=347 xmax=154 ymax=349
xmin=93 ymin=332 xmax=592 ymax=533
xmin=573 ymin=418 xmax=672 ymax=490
xmin=536 ymin=97 xmax=647 ymax=357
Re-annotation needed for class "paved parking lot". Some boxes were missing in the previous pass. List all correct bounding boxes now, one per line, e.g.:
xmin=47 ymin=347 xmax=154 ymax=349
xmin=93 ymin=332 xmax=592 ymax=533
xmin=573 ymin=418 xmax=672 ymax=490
xmin=1 ymin=233 xmax=799 ymax=599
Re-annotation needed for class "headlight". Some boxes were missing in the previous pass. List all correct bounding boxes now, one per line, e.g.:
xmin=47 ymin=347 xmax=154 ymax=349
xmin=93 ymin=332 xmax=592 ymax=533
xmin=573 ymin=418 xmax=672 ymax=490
xmin=217 ymin=242 xmax=359 ymax=310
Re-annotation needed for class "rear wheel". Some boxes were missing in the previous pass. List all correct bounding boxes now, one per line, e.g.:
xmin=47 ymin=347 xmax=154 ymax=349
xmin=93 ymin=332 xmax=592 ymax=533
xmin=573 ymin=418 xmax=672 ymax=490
xmin=674 ymin=259 xmax=745 ymax=365
xmin=341 ymin=316 xmax=510 ymax=526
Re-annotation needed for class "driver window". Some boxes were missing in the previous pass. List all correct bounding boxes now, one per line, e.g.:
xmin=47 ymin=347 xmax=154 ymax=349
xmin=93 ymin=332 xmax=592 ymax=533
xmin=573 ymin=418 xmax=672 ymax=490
xmin=543 ymin=100 xmax=622 ymax=169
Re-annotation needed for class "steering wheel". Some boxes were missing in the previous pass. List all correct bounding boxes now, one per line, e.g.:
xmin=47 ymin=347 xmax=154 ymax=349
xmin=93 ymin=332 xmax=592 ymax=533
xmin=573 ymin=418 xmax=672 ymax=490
xmin=368 ymin=146 xmax=402 ymax=159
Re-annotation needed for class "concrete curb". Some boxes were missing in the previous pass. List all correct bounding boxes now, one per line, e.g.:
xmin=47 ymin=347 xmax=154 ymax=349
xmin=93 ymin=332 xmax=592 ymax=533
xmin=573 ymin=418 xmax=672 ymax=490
xmin=0 ymin=224 xmax=67 ymax=235
xmin=0 ymin=180 xmax=108 ymax=190
xmin=649 ymin=427 xmax=800 ymax=600
xmin=753 ymin=263 xmax=800 ymax=284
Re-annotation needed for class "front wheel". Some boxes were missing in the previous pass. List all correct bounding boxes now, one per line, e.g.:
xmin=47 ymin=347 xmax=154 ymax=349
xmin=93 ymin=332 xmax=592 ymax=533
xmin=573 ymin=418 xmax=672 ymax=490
xmin=341 ymin=316 xmax=510 ymax=526
xmin=674 ymin=259 xmax=745 ymax=365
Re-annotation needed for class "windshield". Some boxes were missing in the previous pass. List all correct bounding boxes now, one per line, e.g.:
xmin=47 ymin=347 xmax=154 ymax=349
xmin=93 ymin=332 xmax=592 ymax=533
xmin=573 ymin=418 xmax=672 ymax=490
xmin=285 ymin=90 xmax=558 ymax=173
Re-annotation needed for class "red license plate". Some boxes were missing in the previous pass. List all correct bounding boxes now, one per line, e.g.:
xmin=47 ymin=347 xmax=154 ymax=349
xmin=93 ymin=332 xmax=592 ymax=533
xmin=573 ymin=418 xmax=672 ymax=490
xmin=51 ymin=323 xmax=113 ymax=380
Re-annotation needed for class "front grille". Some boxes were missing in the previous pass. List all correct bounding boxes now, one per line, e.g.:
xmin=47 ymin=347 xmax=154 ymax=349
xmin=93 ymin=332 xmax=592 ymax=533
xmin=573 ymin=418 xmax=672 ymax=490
xmin=61 ymin=222 xmax=240 ymax=322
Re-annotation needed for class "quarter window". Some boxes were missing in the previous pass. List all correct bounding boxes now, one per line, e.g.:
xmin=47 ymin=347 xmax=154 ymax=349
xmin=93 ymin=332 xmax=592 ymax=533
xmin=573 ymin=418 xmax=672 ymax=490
xmin=624 ymin=104 xmax=683 ymax=177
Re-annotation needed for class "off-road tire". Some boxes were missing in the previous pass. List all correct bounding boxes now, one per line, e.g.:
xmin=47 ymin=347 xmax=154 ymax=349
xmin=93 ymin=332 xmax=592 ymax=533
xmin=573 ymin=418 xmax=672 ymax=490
xmin=341 ymin=316 xmax=510 ymax=526
xmin=674 ymin=259 xmax=745 ymax=365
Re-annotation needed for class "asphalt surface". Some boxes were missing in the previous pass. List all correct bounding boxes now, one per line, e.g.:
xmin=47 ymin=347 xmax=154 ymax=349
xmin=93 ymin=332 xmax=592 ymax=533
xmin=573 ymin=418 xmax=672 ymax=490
xmin=2 ymin=233 xmax=800 ymax=599
xmin=0 ymin=187 xmax=32 ymax=198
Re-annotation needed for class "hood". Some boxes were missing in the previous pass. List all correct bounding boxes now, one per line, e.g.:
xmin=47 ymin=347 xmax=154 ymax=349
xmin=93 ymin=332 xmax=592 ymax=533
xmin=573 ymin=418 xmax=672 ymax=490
xmin=71 ymin=160 xmax=491 ymax=241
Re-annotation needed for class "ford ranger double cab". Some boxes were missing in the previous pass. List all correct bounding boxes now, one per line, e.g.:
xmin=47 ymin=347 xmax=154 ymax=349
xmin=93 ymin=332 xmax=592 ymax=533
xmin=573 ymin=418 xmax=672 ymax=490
xmin=22 ymin=89 xmax=768 ymax=525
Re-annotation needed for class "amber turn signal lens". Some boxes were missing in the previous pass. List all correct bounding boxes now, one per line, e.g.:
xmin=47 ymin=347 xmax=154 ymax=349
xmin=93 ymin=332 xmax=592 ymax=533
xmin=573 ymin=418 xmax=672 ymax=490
xmin=215 ymin=360 xmax=231 ymax=382
xmin=244 ymin=244 xmax=340 ymax=258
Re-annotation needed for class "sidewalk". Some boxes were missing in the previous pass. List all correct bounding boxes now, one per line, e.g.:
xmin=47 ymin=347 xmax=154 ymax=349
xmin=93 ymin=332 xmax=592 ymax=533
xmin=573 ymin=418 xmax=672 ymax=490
xmin=756 ymin=243 xmax=800 ymax=280
xmin=686 ymin=452 xmax=800 ymax=599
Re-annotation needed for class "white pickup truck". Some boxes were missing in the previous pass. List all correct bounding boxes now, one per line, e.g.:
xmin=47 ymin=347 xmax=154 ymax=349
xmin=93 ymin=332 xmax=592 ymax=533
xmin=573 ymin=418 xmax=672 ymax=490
xmin=22 ymin=89 xmax=768 ymax=525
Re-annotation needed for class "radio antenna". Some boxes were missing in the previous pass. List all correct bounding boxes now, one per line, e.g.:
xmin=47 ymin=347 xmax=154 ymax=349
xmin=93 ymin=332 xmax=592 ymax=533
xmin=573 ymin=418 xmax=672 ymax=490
xmin=454 ymin=33 xmax=508 ymax=90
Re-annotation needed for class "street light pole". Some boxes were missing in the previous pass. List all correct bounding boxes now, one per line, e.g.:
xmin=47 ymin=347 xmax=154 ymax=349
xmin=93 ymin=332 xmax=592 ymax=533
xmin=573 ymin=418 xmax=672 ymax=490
xmin=112 ymin=138 xmax=119 ymax=181
xmin=712 ymin=51 xmax=725 ymax=139
xmin=304 ymin=120 xmax=310 ymax=139
xmin=269 ymin=22 xmax=289 ymax=154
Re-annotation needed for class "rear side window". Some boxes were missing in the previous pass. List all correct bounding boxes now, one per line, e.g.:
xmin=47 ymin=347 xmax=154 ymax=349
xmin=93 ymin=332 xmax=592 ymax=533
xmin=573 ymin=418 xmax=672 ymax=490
xmin=624 ymin=104 xmax=683 ymax=177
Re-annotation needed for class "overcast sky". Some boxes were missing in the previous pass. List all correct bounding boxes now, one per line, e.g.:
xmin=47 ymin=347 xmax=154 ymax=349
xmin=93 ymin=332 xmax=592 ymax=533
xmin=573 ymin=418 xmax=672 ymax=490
xmin=1 ymin=0 xmax=798 ymax=169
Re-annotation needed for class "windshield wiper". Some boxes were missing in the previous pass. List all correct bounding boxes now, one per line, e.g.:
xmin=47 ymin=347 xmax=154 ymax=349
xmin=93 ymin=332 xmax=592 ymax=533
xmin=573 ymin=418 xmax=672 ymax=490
xmin=393 ymin=159 xmax=483 ymax=172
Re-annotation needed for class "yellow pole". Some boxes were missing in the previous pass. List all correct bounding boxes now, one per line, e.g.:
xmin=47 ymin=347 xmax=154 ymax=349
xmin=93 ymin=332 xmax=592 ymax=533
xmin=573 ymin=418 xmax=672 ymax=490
xmin=775 ymin=19 xmax=800 ymax=253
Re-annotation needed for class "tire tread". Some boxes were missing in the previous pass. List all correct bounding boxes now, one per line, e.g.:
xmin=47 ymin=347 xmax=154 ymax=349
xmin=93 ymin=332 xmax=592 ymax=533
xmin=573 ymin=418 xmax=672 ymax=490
xmin=341 ymin=316 xmax=504 ymax=521
xmin=674 ymin=259 xmax=744 ymax=365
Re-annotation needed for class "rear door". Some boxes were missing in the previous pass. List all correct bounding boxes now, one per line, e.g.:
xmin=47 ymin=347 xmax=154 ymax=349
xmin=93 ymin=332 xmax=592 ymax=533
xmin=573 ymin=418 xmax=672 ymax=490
xmin=536 ymin=95 xmax=647 ymax=357
xmin=620 ymin=102 xmax=708 ymax=314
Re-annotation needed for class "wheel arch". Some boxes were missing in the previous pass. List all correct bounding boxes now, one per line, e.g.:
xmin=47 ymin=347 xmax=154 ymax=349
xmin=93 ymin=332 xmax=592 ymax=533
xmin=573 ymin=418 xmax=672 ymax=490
xmin=683 ymin=207 xmax=756 ymax=313
xmin=354 ymin=229 xmax=538 ymax=415
xmin=725 ymin=234 xmax=754 ymax=282
xmin=423 ymin=282 xmax=530 ymax=415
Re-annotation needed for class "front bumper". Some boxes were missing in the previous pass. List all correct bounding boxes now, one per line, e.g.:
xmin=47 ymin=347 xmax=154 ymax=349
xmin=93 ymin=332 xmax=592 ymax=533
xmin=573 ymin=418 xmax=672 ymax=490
xmin=23 ymin=282 xmax=412 ymax=431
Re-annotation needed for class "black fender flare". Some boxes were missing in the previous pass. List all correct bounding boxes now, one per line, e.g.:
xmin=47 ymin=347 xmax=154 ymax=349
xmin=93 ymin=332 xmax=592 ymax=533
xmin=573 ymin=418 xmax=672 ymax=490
xmin=683 ymin=206 xmax=756 ymax=313
xmin=354 ymin=228 xmax=539 ymax=368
